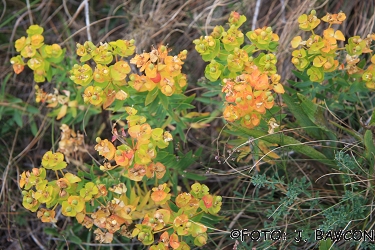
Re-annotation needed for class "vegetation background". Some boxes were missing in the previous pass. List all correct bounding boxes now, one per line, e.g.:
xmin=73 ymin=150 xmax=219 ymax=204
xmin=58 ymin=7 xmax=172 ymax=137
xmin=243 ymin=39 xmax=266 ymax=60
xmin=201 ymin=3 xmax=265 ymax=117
xmin=1 ymin=0 xmax=375 ymax=249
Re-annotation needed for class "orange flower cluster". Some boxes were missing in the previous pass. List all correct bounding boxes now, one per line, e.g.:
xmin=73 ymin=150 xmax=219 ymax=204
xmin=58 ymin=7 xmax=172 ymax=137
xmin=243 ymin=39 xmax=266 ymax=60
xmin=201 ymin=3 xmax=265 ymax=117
xmin=94 ymin=107 xmax=170 ymax=182
xmin=222 ymin=67 xmax=284 ymax=128
xmin=291 ymin=10 xmax=347 ymax=82
xmin=129 ymin=45 xmax=188 ymax=96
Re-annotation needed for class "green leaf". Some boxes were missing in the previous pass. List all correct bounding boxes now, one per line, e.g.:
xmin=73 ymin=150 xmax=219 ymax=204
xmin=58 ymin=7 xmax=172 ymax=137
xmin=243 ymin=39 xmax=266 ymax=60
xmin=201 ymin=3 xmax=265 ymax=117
xmin=319 ymin=238 xmax=332 ymax=250
xmin=46 ymin=65 xmax=53 ymax=82
xmin=370 ymin=114 xmax=375 ymax=126
xmin=329 ymin=120 xmax=362 ymax=141
xmin=158 ymin=91 xmax=169 ymax=110
xmin=176 ymin=151 xmax=195 ymax=171
xmin=292 ymin=70 xmax=310 ymax=82
xmin=364 ymin=130 xmax=375 ymax=171
xmin=295 ymin=93 xmax=337 ymax=149
xmin=199 ymin=213 xmax=226 ymax=228
xmin=168 ymin=200 xmax=179 ymax=213
xmin=154 ymin=151 xmax=170 ymax=161
xmin=231 ymin=124 xmax=336 ymax=167
xmin=170 ymin=102 xmax=195 ymax=110
xmin=26 ymin=105 xmax=40 ymax=114
xmin=71 ymin=107 xmax=77 ymax=118
xmin=145 ymin=87 xmax=159 ymax=106
xmin=357 ymin=58 xmax=366 ymax=69
xmin=68 ymin=234 xmax=82 ymax=244
xmin=182 ymin=172 xmax=206 ymax=181
xmin=243 ymin=44 xmax=256 ymax=55
xmin=202 ymin=90 xmax=221 ymax=97
xmin=44 ymin=227 xmax=60 ymax=237
xmin=195 ymin=97 xmax=222 ymax=106
xmin=1 ymin=73 xmax=11 ymax=97
xmin=30 ymin=121 xmax=38 ymax=136
xmin=283 ymin=94 xmax=322 ymax=139
xmin=13 ymin=110 xmax=23 ymax=127
xmin=297 ymin=93 xmax=317 ymax=122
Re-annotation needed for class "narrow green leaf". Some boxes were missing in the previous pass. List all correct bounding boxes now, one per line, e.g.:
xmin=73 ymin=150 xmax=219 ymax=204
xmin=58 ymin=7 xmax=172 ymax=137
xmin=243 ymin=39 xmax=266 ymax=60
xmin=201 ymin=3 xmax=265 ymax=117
xmin=44 ymin=227 xmax=60 ymax=237
xmin=68 ymin=234 xmax=82 ymax=244
xmin=170 ymin=102 xmax=195 ymax=110
xmin=46 ymin=66 xmax=52 ymax=82
xmin=13 ymin=110 xmax=23 ymax=127
xmin=1 ymin=73 xmax=11 ymax=97
xmin=71 ymin=107 xmax=77 ymax=118
xmin=176 ymin=151 xmax=195 ymax=171
xmin=319 ymin=238 xmax=332 ymax=250
xmin=202 ymin=90 xmax=221 ymax=97
xmin=182 ymin=172 xmax=206 ymax=181
xmin=168 ymin=200 xmax=179 ymax=213
xmin=30 ymin=121 xmax=38 ymax=136
xmin=158 ymin=91 xmax=169 ymax=110
xmin=292 ymin=70 xmax=310 ymax=82
xmin=329 ymin=120 xmax=362 ymax=141
xmin=231 ymin=124 xmax=336 ymax=167
xmin=243 ymin=44 xmax=256 ymax=55
xmin=26 ymin=105 xmax=40 ymax=114
xmin=297 ymin=94 xmax=336 ymax=141
xmin=370 ymin=114 xmax=375 ymax=126
xmin=283 ymin=94 xmax=322 ymax=139
xmin=145 ymin=87 xmax=159 ymax=106
xmin=297 ymin=93 xmax=317 ymax=123
xmin=364 ymin=130 xmax=375 ymax=171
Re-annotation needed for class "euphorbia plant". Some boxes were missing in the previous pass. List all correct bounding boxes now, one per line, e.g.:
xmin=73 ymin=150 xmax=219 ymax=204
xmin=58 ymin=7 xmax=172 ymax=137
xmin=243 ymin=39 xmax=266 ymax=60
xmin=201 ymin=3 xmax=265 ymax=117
xmin=193 ymin=11 xmax=285 ymax=167
xmin=291 ymin=9 xmax=375 ymax=88
xmin=15 ymin=21 xmax=222 ymax=248
xmin=194 ymin=11 xmax=284 ymax=130
xmin=288 ymin=9 xmax=375 ymax=139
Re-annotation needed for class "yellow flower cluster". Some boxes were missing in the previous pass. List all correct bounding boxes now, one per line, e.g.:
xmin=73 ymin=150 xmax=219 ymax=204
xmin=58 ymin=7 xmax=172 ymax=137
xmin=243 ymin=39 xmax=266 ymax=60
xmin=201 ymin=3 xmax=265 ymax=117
xmin=292 ymin=10 xmax=375 ymax=85
xmin=11 ymin=25 xmax=64 ymax=82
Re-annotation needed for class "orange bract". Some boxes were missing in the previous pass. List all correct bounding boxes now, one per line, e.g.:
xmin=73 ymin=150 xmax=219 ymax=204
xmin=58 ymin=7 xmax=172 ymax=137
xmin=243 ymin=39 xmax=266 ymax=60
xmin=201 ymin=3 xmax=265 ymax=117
xmin=321 ymin=12 xmax=346 ymax=24
xmin=151 ymin=190 xmax=167 ymax=202
xmin=95 ymin=139 xmax=116 ymax=161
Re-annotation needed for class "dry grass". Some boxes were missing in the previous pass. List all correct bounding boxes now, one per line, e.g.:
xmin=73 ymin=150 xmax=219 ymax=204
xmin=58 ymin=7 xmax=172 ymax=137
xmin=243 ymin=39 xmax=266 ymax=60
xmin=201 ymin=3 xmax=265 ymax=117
xmin=1 ymin=0 xmax=375 ymax=249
